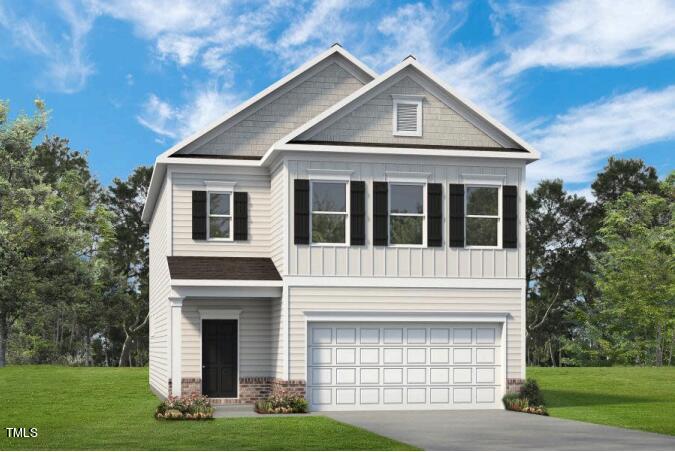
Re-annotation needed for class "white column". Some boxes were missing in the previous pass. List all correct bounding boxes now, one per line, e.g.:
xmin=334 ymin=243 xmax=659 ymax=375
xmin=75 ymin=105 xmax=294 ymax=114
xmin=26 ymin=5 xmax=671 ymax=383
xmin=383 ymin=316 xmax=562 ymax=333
xmin=169 ymin=297 xmax=184 ymax=396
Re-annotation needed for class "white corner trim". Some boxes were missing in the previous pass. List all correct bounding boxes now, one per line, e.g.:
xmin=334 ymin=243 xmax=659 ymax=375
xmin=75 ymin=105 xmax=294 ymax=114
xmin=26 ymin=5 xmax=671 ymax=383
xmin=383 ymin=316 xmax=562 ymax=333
xmin=199 ymin=309 xmax=241 ymax=320
xmin=303 ymin=310 xmax=509 ymax=323
xmin=386 ymin=171 xmax=431 ymax=183
xmin=306 ymin=168 xmax=353 ymax=181
xmin=461 ymin=173 xmax=506 ymax=186
xmin=204 ymin=180 xmax=237 ymax=191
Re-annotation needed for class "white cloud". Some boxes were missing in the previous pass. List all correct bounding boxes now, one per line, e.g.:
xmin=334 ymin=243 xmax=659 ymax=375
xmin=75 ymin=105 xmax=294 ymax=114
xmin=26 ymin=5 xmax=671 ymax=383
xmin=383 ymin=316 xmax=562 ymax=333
xmin=137 ymin=86 xmax=239 ymax=140
xmin=505 ymin=0 xmax=675 ymax=74
xmin=279 ymin=0 xmax=351 ymax=48
xmin=527 ymin=85 xmax=675 ymax=184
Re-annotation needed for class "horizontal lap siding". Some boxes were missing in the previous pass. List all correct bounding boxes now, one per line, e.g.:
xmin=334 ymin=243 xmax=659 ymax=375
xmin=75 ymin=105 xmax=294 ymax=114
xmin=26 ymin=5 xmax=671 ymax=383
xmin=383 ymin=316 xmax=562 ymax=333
xmin=172 ymin=167 xmax=272 ymax=257
xmin=288 ymin=287 xmax=524 ymax=381
xmin=270 ymin=165 xmax=286 ymax=274
xmin=149 ymin=178 xmax=170 ymax=397
xmin=181 ymin=299 xmax=278 ymax=378
xmin=288 ymin=159 xmax=524 ymax=278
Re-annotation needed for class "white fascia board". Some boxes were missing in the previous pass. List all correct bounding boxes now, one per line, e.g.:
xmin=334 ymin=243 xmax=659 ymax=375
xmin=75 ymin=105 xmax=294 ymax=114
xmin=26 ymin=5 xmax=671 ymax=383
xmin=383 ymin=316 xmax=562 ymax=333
xmin=171 ymin=279 xmax=283 ymax=287
xmin=284 ymin=276 xmax=525 ymax=290
xmin=303 ymin=310 xmax=509 ymax=323
xmin=141 ymin=161 xmax=166 ymax=223
xmin=268 ymin=143 xmax=536 ymax=163
xmin=170 ymin=285 xmax=282 ymax=299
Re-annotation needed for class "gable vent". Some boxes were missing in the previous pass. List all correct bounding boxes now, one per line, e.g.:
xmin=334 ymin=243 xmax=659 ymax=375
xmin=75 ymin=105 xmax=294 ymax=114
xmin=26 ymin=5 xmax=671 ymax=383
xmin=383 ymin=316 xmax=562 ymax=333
xmin=393 ymin=96 xmax=422 ymax=136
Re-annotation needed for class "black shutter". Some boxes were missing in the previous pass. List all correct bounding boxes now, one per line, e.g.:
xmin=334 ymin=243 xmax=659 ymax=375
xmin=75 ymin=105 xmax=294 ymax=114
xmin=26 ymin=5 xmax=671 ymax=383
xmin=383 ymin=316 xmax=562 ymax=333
xmin=503 ymin=185 xmax=518 ymax=248
xmin=294 ymin=179 xmax=310 ymax=245
xmin=350 ymin=181 xmax=366 ymax=246
xmin=233 ymin=192 xmax=248 ymax=241
xmin=192 ymin=191 xmax=207 ymax=240
xmin=449 ymin=184 xmax=464 ymax=247
xmin=373 ymin=182 xmax=388 ymax=246
xmin=427 ymin=183 xmax=442 ymax=247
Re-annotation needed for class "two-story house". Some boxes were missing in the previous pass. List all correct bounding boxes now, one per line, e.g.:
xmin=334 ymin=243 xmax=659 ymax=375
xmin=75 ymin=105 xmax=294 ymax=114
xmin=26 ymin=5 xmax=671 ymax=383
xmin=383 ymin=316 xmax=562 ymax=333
xmin=142 ymin=44 xmax=539 ymax=411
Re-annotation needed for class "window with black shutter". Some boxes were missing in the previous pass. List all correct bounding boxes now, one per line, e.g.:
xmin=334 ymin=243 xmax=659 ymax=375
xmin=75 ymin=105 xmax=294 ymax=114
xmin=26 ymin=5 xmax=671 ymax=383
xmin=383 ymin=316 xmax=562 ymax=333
xmin=192 ymin=191 xmax=207 ymax=240
xmin=350 ymin=181 xmax=365 ymax=245
xmin=233 ymin=192 xmax=248 ymax=241
xmin=294 ymin=179 xmax=310 ymax=244
xmin=373 ymin=182 xmax=388 ymax=246
xmin=449 ymin=184 xmax=464 ymax=247
xmin=427 ymin=183 xmax=442 ymax=246
xmin=502 ymin=185 xmax=518 ymax=248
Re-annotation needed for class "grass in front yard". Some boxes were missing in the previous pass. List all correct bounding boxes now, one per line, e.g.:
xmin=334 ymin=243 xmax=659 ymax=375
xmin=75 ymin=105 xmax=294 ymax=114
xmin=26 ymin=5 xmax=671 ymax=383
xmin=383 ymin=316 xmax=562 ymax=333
xmin=529 ymin=366 xmax=675 ymax=436
xmin=0 ymin=366 xmax=416 ymax=450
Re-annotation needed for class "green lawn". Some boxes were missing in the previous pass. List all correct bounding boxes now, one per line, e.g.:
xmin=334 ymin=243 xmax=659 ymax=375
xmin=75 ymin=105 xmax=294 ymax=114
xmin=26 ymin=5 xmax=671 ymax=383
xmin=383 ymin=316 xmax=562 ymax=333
xmin=529 ymin=367 xmax=675 ymax=436
xmin=0 ymin=366 xmax=415 ymax=450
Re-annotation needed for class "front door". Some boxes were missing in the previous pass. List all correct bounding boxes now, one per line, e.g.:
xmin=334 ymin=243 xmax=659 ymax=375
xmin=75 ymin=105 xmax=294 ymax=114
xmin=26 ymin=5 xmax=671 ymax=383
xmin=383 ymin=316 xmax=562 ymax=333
xmin=202 ymin=319 xmax=238 ymax=398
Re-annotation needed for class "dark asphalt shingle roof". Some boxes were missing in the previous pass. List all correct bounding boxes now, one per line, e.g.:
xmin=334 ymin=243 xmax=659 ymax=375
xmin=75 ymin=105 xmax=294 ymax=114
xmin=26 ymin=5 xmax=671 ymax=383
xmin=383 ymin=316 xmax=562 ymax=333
xmin=167 ymin=256 xmax=282 ymax=281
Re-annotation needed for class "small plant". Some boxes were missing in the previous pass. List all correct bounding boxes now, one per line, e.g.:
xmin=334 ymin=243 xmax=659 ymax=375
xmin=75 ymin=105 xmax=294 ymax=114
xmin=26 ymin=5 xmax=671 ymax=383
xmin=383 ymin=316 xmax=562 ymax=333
xmin=519 ymin=378 xmax=545 ymax=406
xmin=155 ymin=393 xmax=214 ymax=420
xmin=255 ymin=390 xmax=308 ymax=414
xmin=502 ymin=378 xmax=548 ymax=416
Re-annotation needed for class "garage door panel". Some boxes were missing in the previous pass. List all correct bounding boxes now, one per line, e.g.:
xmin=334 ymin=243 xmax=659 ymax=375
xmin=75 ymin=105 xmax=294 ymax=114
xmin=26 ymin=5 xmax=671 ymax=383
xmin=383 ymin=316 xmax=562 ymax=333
xmin=308 ymin=322 xmax=503 ymax=411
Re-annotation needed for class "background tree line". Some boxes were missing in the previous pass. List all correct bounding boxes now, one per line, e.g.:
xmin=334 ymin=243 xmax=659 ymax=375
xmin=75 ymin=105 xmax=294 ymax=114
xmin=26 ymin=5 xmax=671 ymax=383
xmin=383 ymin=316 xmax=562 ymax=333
xmin=0 ymin=101 xmax=672 ymax=368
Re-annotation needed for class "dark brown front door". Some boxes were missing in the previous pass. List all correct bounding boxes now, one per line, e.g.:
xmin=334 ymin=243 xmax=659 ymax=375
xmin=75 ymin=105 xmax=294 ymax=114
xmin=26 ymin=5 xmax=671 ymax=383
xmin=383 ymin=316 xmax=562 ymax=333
xmin=202 ymin=319 xmax=238 ymax=398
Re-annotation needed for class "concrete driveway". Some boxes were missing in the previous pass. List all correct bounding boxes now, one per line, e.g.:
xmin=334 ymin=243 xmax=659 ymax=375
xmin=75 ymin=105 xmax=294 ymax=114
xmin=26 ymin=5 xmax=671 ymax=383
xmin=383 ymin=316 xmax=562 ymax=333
xmin=324 ymin=410 xmax=675 ymax=450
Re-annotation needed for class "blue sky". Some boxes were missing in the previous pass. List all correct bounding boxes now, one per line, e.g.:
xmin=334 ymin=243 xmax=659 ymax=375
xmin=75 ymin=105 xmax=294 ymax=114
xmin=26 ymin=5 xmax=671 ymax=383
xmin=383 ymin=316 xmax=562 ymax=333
xmin=1 ymin=0 xmax=673 ymax=196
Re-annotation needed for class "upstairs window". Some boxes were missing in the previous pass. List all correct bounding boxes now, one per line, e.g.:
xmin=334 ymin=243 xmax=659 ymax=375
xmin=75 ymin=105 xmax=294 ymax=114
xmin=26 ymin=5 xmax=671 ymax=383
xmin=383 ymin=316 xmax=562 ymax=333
xmin=311 ymin=181 xmax=348 ymax=244
xmin=393 ymin=96 xmax=423 ymax=136
xmin=389 ymin=183 xmax=424 ymax=245
xmin=465 ymin=186 xmax=500 ymax=247
xmin=208 ymin=192 xmax=233 ymax=240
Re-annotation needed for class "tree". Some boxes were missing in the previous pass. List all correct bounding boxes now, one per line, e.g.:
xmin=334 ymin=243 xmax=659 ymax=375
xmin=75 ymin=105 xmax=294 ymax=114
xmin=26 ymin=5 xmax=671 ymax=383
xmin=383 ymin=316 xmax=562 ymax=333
xmin=591 ymin=175 xmax=674 ymax=365
xmin=526 ymin=179 xmax=593 ymax=366
xmin=591 ymin=156 xmax=661 ymax=205
xmin=102 ymin=166 xmax=152 ymax=366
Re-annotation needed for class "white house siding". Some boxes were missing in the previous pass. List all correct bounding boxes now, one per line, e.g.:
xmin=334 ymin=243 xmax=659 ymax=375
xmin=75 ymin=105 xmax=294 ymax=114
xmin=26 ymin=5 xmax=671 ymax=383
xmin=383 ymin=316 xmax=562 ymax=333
xmin=148 ymin=177 xmax=171 ymax=397
xmin=287 ymin=156 xmax=525 ymax=279
xmin=301 ymin=72 xmax=502 ymax=149
xmin=172 ymin=165 xmax=273 ymax=257
xmin=181 ymin=299 xmax=279 ymax=379
xmin=269 ymin=163 xmax=286 ymax=275
xmin=287 ymin=286 xmax=524 ymax=382
xmin=180 ymin=56 xmax=368 ymax=158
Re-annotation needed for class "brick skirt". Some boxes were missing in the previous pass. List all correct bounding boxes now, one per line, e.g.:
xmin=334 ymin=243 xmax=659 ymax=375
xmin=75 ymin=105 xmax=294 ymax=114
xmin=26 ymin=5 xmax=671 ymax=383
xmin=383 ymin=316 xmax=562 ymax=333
xmin=175 ymin=377 xmax=306 ymax=405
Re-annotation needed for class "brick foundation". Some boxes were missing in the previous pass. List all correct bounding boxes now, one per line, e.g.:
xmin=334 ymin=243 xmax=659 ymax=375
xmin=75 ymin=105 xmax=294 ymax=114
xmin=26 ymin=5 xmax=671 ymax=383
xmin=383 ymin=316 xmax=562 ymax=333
xmin=178 ymin=377 xmax=306 ymax=405
xmin=506 ymin=378 xmax=525 ymax=394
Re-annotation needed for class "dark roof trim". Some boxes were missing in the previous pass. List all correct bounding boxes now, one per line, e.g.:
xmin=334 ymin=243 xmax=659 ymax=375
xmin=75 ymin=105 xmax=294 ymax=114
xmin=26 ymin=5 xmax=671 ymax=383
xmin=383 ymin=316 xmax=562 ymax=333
xmin=288 ymin=140 xmax=527 ymax=153
xmin=169 ymin=153 xmax=262 ymax=160
xmin=168 ymin=256 xmax=282 ymax=281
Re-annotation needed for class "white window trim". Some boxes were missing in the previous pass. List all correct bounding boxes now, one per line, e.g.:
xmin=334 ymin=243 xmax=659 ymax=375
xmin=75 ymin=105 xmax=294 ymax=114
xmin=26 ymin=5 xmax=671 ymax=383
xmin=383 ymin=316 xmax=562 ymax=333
xmin=207 ymin=191 xmax=234 ymax=242
xmin=392 ymin=95 xmax=423 ymax=137
xmin=309 ymin=180 xmax=350 ymax=246
xmin=388 ymin=182 xmax=427 ymax=248
xmin=464 ymin=185 xmax=502 ymax=249
xmin=306 ymin=168 xmax=353 ymax=181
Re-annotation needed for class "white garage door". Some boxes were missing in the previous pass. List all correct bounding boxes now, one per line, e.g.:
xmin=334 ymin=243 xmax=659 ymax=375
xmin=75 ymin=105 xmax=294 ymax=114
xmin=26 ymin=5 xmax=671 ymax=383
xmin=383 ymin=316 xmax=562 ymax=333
xmin=307 ymin=322 xmax=503 ymax=411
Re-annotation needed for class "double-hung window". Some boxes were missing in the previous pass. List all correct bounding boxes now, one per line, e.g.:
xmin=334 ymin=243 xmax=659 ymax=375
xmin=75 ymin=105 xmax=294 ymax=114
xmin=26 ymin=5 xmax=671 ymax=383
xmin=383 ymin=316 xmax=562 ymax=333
xmin=389 ymin=183 xmax=425 ymax=245
xmin=311 ymin=181 xmax=348 ymax=244
xmin=208 ymin=192 xmax=233 ymax=240
xmin=465 ymin=186 xmax=500 ymax=247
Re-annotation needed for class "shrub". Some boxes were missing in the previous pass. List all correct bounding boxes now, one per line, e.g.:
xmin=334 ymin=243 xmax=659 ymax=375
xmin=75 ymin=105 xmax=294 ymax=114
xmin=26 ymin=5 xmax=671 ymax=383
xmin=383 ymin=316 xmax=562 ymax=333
xmin=255 ymin=390 xmax=308 ymax=414
xmin=155 ymin=393 xmax=214 ymax=420
xmin=519 ymin=378 xmax=545 ymax=406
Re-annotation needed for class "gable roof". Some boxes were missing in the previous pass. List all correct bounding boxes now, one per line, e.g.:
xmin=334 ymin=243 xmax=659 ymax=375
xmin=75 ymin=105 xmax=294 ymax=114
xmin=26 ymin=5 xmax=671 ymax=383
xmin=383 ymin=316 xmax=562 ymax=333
xmin=157 ymin=44 xmax=376 ymax=160
xmin=270 ymin=56 xmax=540 ymax=159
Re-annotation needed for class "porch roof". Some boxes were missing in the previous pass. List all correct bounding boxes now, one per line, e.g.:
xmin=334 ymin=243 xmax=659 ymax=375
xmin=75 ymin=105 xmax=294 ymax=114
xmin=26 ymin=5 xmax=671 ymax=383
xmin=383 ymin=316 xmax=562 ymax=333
xmin=167 ymin=256 xmax=282 ymax=281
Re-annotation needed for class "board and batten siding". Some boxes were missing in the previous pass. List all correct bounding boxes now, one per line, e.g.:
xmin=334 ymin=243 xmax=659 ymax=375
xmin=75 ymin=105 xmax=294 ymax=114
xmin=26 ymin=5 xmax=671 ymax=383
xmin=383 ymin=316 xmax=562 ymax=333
xmin=148 ymin=177 xmax=171 ymax=397
xmin=287 ymin=158 xmax=525 ymax=279
xmin=288 ymin=286 xmax=524 ymax=381
xmin=181 ymin=299 xmax=278 ymax=378
xmin=172 ymin=166 xmax=272 ymax=257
